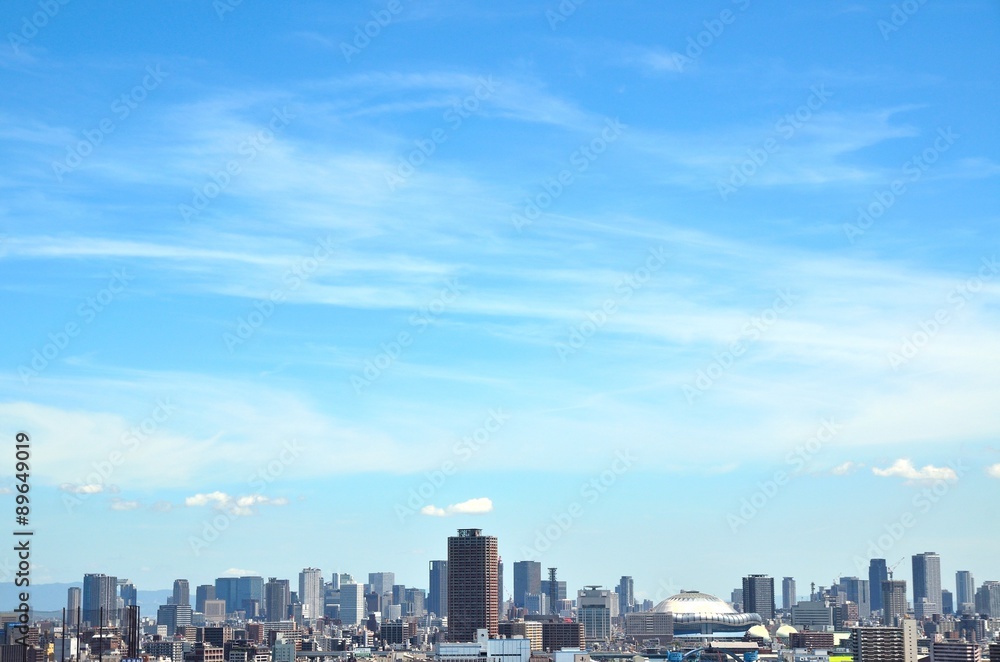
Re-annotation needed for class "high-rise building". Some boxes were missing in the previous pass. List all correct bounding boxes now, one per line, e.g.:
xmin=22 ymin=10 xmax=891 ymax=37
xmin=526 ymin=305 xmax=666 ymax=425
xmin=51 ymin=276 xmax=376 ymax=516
xmin=497 ymin=557 xmax=504 ymax=616
xmin=265 ymin=578 xmax=291 ymax=621
xmin=237 ymin=576 xmax=264 ymax=615
xmin=66 ymin=587 xmax=81 ymax=628
xmin=368 ymin=572 xmax=395 ymax=603
xmin=123 ymin=605 xmax=141 ymax=658
xmin=299 ymin=568 xmax=323 ymax=623
xmin=339 ymin=581 xmax=364 ymax=626
xmin=173 ymin=580 xmax=190 ymax=607
xmin=791 ymin=601 xmax=833 ymax=629
xmin=120 ymin=581 xmax=137 ymax=607
xmin=841 ymin=577 xmax=871 ymax=618
xmin=975 ymin=581 xmax=1000 ymax=617
xmin=83 ymin=573 xmax=118 ymax=627
xmin=929 ymin=640 xmax=982 ymax=662
xmin=215 ymin=577 xmax=239 ymax=614
xmin=851 ymin=626 xmax=905 ymax=662
xmin=941 ymin=589 xmax=953 ymax=615
xmin=956 ymin=571 xmax=975 ymax=612
xmin=618 ymin=576 xmax=635 ymax=615
xmin=782 ymin=577 xmax=796 ymax=611
xmin=195 ymin=585 xmax=215 ymax=613
xmin=912 ymin=552 xmax=942 ymax=618
xmin=428 ymin=560 xmax=448 ymax=617
xmin=870 ymin=559 xmax=888 ymax=614
xmin=742 ymin=574 xmax=775 ymax=620
xmin=882 ymin=580 xmax=908 ymax=626
xmin=156 ymin=604 xmax=192 ymax=636
xmin=447 ymin=528 xmax=498 ymax=642
xmin=577 ymin=586 xmax=613 ymax=643
xmin=513 ymin=562 xmax=541 ymax=609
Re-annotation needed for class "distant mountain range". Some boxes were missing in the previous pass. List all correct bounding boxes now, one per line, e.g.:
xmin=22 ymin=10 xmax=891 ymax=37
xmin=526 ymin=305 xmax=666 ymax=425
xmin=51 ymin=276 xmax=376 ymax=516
xmin=1 ymin=583 xmax=172 ymax=615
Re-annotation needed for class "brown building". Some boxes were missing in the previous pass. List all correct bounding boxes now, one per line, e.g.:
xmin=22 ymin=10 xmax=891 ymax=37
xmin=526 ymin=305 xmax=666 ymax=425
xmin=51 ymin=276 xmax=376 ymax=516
xmin=789 ymin=631 xmax=835 ymax=649
xmin=447 ymin=529 xmax=498 ymax=642
xmin=541 ymin=621 xmax=584 ymax=652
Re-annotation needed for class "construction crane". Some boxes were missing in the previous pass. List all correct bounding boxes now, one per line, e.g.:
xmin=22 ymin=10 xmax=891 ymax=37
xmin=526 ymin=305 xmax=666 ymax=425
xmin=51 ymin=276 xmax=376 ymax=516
xmin=887 ymin=557 xmax=905 ymax=580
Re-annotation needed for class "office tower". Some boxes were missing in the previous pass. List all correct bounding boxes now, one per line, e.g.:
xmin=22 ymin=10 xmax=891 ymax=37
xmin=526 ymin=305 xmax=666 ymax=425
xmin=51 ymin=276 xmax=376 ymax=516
xmin=975 ymin=581 xmax=1000 ymax=617
xmin=215 ymin=577 xmax=239 ymax=613
xmin=119 ymin=581 xmax=137 ymax=607
xmin=428 ymin=560 xmax=448 ymax=617
xmin=124 ymin=605 xmax=141 ymax=658
xmin=299 ymin=568 xmax=323 ymax=623
xmin=447 ymin=528 xmax=499 ymax=641
xmin=237 ymin=576 xmax=264 ymax=614
xmin=941 ymin=589 xmax=953 ymax=615
xmin=339 ymin=581 xmax=364 ymax=626
xmin=851 ymin=626 xmax=905 ymax=662
xmin=929 ymin=640 xmax=981 ymax=662
xmin=956 ymin=571 xmax=975 ymax=612
xmin=742 ymin=574 xmax=775 ymax=620
xmin=497 ymin=557 xmax=504 ymax=615
xmin=791 ymin=601 xmax=834 ymax=629
xmin=195 ymin=585 xmax=215 ymax=613
xmin=870 ymin=559 xmax=889 ymax=614
xmin=403 ymin=587 xmax=426 ymax=616
xmin=173 ymin=579 xmax=190 ymax=607
xmin=330 ymin=573 xmax=341 ymax=590
xmin=912 ymin=552 xmax=942 ymax=617
xmin=882 ymin=580 xmax=908 ymax=626
xmin=513 ymin=561 xmax=541 ymax=609
xmin=83 ymin=573 xmax=118 ymax=627
xmin=731 ymin=588 xmax=743 ymax=609
xmin=841 ymin=577 xmax=871 ymax=618
xmin=368 ymin=572 xmax=395 ymax=603
xmin=156 ymin=604 xmax=192 ymax=636
xmin=782 ymin=577 xmax=796 ymax=611
xmin=577 ymin=586 xmax=613 ymax=643
xmin=265 ymin=578 xmax=291 ymax=621
xmin=525 ymin=592 xmax=549 ymax=615
xmin=903 ymin=619 xmax=918 ymax=662
xmin=618 ymin=576 xmax=635 ymax=615
xmin=67 ymin=587 xmax=81 ymax=627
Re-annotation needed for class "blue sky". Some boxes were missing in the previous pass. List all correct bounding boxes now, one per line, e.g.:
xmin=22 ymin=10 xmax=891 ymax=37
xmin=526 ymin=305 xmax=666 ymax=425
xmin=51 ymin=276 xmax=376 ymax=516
xmin=1 ymin=1 xmax=999 ymax=605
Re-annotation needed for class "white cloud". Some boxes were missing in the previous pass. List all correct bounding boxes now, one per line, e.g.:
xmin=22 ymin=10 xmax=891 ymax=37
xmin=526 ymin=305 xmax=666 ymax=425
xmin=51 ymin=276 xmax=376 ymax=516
xmin=224 ymin=568 xmax=258 ymax=576
xmin=184 ymin=491 xmax=289 ymax=516
xmin=109 ymin=498 xmax=140 ymax=511
xmin=986 ymin=463 xmax=1000 ymax=479
xmin=60 ymin=483 xmax=105 ymax=494
xmin=872 ymin=459 xmax=957 ymax=484
xmin=831 ymin=461 xmax=862 ymax=475
xmin=420 ymin=497 xmax=493 ymax=517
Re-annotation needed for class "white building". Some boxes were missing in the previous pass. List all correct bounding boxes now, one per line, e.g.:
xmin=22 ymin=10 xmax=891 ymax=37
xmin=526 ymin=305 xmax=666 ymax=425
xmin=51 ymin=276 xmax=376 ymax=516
xmin=435 ymin=629 xmax=530 ymax=662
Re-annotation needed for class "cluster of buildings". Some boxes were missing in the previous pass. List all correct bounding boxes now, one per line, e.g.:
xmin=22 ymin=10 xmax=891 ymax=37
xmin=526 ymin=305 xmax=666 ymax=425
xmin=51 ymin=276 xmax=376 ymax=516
xmin=3 ymin=536 xmax=998 ymax=662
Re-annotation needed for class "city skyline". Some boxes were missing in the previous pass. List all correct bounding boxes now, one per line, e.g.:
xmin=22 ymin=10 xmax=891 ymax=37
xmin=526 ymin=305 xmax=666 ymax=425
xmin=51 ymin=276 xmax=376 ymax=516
xmin=2 ymin=0 xmax=999 ymax=608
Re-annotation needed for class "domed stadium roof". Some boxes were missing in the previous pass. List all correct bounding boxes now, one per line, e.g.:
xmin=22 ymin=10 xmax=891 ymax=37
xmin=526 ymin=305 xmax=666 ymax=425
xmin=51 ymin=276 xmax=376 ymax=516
xmin=775 ymin=624 xmax=798 ymax=639
xmin=747 ymin=625 xmax=771 ymax=641
xmin=651 ymin=591 xmax=737 ymax=616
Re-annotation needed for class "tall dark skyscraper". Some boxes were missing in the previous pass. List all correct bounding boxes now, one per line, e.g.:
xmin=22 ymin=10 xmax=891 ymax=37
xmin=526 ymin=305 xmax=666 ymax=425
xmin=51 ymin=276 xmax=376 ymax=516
xmin=66 ymin=587 xmax=81 ymax=627
xmin=882 ymin=579 xmax=907 ymax=625
xmin=428 ymin=560 xmax=448 ymax=617
xmin=956 ymin=570 xmax=975 ymax=611
xmin=513 ymin=561 xmax=541 ymax=608
xmin=195 ymin=584 xmax=215 ymax=613
xmin=215 ymin=577 xmax=239 ymax=613
xmin=869 ymin=559 xmax=888 ymax=613
xmin=83 ymin=573 xmax=118 ymax=627
xmin=742 ymin=574 xmax=775 ymax=620
xmin=447 ymin=528 xmax=498 ymax=642
xmin=120 ymin=582 xmax=137 ymax=606
xmin=237 ymin=575 xmax=264 ymax=615
xmin=912 ymin=552 xmax=942 ymax=617
xmin=618 ymin=576 xmax=634 ymax=615
xmin=172 ymin=579 xmax=190 ymax=607
xmin=497 ymin=557 xmax=504 ymax=615
xmin=124 ymin=605 xmax=141 ymax=658
xmin=264 ymin=577 xmax=290 ymax=621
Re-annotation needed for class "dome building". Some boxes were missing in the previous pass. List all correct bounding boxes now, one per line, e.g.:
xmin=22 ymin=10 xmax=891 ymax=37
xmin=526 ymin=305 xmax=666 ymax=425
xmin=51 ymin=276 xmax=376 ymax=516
xmin=650 ymin=591 xmax=763 ymax=636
